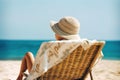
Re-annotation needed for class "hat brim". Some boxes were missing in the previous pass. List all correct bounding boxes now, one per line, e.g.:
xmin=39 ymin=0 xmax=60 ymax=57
xmin=50 ymin=21 xmax=80 ymax=40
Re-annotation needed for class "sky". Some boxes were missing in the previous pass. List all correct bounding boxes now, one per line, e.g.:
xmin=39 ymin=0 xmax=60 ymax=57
xmin=0 ymin=0 xmax=120 ymax=40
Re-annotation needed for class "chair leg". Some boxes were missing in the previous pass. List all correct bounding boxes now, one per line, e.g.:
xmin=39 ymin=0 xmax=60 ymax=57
xmin=89 ymin=71 xmax=93 ymax=80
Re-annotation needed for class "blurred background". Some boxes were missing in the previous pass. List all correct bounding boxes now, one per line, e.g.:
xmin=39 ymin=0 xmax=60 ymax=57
xmin=0 ymin=0 xmax=120 ymax=40
xmin=0 ymin=0 xmax=120 ymax=60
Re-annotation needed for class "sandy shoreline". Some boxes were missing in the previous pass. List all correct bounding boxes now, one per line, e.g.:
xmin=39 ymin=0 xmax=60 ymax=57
xmin=0 ymin=60 xmax=120 ymax=80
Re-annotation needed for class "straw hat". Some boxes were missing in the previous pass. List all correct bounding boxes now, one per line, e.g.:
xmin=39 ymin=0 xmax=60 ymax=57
xmin=50 ymin=16 xmax=80 ymax=40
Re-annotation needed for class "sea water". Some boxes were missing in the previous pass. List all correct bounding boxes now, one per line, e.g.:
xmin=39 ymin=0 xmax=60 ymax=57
xmin=0 ymin=40 xmax=120 ymax=60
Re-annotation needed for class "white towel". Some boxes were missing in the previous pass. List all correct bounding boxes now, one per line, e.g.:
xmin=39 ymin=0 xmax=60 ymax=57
xmin=27 ymin=39 xmax=96 ymax=80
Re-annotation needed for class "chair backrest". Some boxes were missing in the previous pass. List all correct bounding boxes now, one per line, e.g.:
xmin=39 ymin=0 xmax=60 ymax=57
xmin=39 ymin=41 xmax=105 ymax=80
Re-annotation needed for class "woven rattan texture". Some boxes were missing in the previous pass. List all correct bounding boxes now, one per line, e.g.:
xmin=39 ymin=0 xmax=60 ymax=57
xmin=39 ymin=43 xmax=102 ymax=80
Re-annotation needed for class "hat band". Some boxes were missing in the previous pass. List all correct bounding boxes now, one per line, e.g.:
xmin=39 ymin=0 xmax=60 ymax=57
xmin=52 ymin=23 xmax=76 ymax=36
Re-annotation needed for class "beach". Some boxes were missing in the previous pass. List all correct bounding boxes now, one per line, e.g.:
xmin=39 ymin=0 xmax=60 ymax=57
xmin=0 ymin=60 xmax=120 ymax=80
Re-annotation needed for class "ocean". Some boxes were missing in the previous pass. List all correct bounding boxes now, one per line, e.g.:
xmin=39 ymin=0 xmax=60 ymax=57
xmin=0 ymin=40 xmax=120 ymax=60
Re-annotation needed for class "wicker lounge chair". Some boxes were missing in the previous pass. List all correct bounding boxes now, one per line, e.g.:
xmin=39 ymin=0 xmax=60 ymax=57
xmin=26 ymin=40 xmax=105 ymax=80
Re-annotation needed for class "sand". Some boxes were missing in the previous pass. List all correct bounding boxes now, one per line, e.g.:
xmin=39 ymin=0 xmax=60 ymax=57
xmin=0 ymin=60 xmax=120 ymax=80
